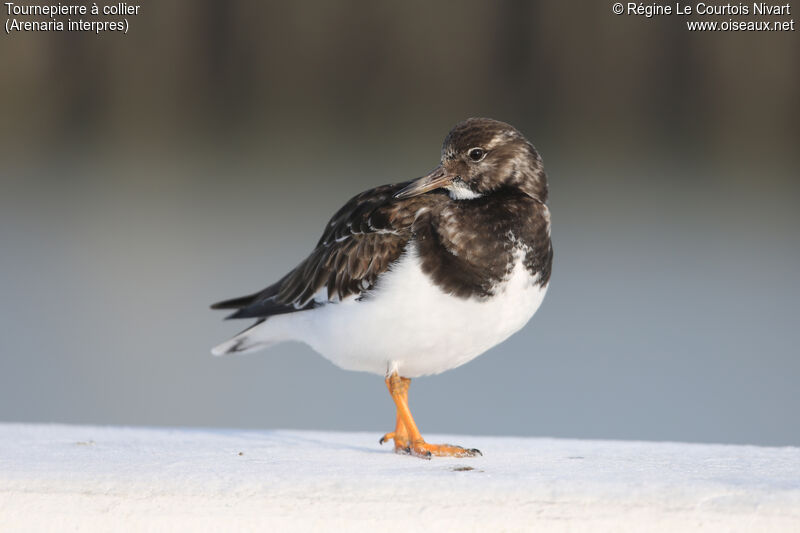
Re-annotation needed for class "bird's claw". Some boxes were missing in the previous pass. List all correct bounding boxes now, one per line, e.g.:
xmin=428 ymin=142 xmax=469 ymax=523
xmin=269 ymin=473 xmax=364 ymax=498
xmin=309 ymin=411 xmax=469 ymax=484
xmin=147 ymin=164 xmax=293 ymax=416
xmin=413 ymin=442 xmax=480 ymax=458
xmin=390 ymin=441 xmax=481 ymax=459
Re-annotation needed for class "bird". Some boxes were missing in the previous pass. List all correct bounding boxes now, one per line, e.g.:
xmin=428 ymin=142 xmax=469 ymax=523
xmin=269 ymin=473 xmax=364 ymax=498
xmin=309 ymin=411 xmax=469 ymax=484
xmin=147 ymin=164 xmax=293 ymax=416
xmin=211 ymin=117 xmax=553 ymax=459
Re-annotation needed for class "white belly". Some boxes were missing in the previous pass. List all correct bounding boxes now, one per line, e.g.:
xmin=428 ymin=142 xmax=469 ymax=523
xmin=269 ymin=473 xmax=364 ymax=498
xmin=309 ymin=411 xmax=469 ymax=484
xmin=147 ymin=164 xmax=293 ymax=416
xmin=278 ymin=244 xmax=548 ymax=377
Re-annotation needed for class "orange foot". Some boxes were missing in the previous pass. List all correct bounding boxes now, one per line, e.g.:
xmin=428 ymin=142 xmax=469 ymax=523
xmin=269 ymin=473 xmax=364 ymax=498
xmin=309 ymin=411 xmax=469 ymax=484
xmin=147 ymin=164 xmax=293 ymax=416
xmin=380 ymin=372 xmax=482 ymax=460
xmin=407 ymin=441 xmax=481 ymax=459
xmin=378 ymin=431 xmax=410 ymax=452
xmin=379 ymin=433 xmax=480 ymax=458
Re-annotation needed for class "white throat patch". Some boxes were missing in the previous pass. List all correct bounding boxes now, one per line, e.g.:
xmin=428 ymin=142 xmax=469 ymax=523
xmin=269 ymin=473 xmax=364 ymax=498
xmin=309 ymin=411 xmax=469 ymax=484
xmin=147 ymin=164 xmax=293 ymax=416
xmin=446 ymin=181 xmax=482 ymax=200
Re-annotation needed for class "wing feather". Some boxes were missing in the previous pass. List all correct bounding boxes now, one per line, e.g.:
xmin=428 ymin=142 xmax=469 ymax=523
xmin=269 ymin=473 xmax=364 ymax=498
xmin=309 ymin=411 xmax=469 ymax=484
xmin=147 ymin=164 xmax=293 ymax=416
xmin=212 ymin=182 xmax=441 ymax=319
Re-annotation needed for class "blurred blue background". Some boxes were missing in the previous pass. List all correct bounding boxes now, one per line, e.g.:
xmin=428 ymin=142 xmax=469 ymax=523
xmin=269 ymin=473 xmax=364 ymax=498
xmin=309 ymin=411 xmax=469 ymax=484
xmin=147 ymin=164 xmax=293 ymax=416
xmin=1 ymin=2 xmax=798 ymax=446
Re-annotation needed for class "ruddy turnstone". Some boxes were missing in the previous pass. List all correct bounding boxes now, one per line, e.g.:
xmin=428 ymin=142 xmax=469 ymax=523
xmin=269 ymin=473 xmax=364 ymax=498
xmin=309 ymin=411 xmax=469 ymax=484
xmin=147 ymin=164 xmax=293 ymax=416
xmin=211 ymin=118 xmax=553 ymax=458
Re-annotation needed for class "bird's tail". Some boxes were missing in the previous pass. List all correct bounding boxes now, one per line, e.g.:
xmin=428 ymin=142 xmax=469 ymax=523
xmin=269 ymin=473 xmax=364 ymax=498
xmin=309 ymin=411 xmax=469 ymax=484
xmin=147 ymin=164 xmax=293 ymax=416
xmin=211 ymin=319 xmax=283 ymax=356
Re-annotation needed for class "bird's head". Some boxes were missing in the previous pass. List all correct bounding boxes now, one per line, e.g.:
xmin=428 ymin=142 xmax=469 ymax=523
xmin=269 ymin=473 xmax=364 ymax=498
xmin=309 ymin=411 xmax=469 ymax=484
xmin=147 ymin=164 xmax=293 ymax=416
xmin=394 ymin=117 xmax=547 ymax=203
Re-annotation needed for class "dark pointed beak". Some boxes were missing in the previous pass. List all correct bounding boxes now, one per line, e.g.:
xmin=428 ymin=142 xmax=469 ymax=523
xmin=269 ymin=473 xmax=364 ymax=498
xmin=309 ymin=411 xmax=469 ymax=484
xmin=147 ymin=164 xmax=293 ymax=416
xmin=393 ymin=165 xmax=455 ymax=199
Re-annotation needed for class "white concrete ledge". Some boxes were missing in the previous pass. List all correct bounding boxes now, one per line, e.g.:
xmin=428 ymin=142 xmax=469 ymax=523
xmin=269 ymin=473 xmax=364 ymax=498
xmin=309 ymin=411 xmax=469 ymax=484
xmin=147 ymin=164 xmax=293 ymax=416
xmin=1 ymin=423 xmax=798 ymax=532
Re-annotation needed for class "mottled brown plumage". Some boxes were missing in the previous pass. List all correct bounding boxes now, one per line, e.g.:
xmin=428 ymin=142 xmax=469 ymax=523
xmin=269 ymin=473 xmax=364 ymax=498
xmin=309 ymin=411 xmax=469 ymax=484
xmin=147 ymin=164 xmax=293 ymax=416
xmin=212 ymin=118 xmax=554 ymax=458
xmin=414 ymin=191 xmax=552 ymax=299
xmin=212 ymin=117 xmax=552 ymax=320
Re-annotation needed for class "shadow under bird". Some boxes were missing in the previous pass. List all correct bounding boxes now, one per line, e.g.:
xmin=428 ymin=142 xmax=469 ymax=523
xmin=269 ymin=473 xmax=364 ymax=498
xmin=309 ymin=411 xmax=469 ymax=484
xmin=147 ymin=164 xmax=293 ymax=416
xmin=211 ymin=118 xmax=553 ymax=458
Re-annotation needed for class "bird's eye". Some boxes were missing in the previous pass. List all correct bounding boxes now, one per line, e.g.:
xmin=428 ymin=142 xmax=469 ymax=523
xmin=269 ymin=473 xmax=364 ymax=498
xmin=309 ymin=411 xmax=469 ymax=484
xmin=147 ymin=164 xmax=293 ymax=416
xmin=468 ymin=148 xmax=486 ymax=162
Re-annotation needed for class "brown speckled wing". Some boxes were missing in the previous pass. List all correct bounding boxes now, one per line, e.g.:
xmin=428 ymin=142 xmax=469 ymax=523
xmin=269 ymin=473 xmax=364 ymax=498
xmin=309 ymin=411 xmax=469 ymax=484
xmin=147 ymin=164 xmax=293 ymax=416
xmin=211 ymin=183 xmax=440 ymax=319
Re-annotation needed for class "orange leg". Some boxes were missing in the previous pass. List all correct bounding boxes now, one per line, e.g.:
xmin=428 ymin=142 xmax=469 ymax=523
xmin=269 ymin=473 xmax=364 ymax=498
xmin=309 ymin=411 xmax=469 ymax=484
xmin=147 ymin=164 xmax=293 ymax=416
xmin=378 ymin=376 xmax=411 ymax=452
xmin=379 ymin=371 xmax=482 ymax=459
